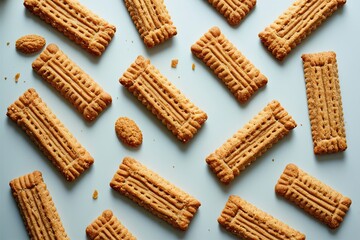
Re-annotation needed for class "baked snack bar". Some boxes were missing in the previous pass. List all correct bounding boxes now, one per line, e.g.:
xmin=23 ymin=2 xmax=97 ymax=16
xmin=32 ymin=44 xmax=112 ymax=121
xmin=258 ymin=0 xmax=346 ymax=61
xmin=7 ymin=88 xmax=94 ymax=181
xmin=119 ymin=56 xmax=207 ymax=143
xmin=23 ymin=0 xmax=116 ymax=56
xmin=86 ymin=210 xmax=136 ymax=240
xmin=191 ymin=27 xmax=268 ymax=103
xmin=208 ymin=0 xmax=256 ymax=25
xmin=206 ymin=100 xmax=296 ymax=184
xmin=218 ymin=195 xmax=305 ymax=240
xmin=110 ymin=157 xmax=201 ymax=230
xmin=302 ymin=51 xmax=346 ymax=154
xmin=124 ymin=0 xmax=177 ymax=47
xmin=276 ymin=164 xmax=352 ymax=229
xmin=9 ymin=171 xmax=69 ymax=240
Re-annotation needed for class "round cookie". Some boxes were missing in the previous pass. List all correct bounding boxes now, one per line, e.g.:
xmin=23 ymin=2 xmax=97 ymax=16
xmin=115 ymin=117 xmax=142 ymax=147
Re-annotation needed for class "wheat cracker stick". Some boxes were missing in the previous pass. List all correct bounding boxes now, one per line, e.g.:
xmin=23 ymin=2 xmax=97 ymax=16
xmin=218 ymin=195 xmax=305 ymax=240
xmin=24 ymin=0 xmax=116 ymax=56
xmin=86 ymin=210 xmax=137 ymax=240
xmin=32 ymin=44 xmax=112 ymax=121
xmin=119 ymin=55 xmax=207 ymax=143
xmin=302 ymin=51 xmax=346 ymax=154
xmin=208 ymin=0 xmax=256 ymax=25
xmin=191 ymin=27 xmax=268 ymax=103
xmin=258 ymin=0 xmax=346 ymax=61
xmin=7 ymin=88 xmax=94 ymax=181
xmin=206 ymin=100 xmax=296 ymax=184
xmin=110 ymin=157 xmax=201 ymax=231
xmin=124 ymin=0 xmax=177 ymax=47
xmin=276 ymin=163 xmax=351 ymax=229
xmin=9 ymin=171 xmax=69 ymax=240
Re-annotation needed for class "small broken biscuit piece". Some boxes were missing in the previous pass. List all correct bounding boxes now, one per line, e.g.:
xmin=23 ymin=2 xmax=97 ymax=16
xmin=171 ymin=59 xmax=178 ymax=68
xmin=92 ymin=190 xmax=98 ymax=200
xmin=218 ymin=195 xmax=305 ymax=240
xmin=115 ymin=117 xmax=143 ymax=148
xmin=16 ymin=34 xmax=46 ymax=54
xmin=276 ymin=163 xmax=352 ymax=229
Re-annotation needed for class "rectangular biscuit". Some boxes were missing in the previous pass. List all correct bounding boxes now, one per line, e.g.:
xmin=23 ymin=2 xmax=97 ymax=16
xmin=110 ymin=157 xmax=201 ymax=231
xmin=302 ymin=51 xmax=347 ymax=154
xmin=218 ymin=195 xmax=305 ymax=240
xmin=86 ymin=210 xmax=136 ymax=240
xmin=9 ymin=171 xmax=69 ymax=240
xmin=32 ymin=44 xmax=112 ymax=121
xmin=275 ymin=164 xmax=352 ymax=229
xmin=208 ymin=0 xmax=256 ymax=25
xmin=191 ymin=27 xmax=268 ymax=103
xmin=206 ymin=100 xmax=296 ymax=184
xmin=119 ymin=55 xmax=207 ymax=143
xmin=124 ymin=0 xmax=177 ymax=47
xmin=258 ymin=0 xmax=346 ymax=61
xmin=24 ymin=0 xmax=116 ymax=56
xmin=7 ymin=88 xmax=94 ymax=181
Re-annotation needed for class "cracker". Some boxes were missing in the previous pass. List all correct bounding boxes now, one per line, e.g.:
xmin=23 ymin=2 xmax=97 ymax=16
xmin=302 ymin=51 xmax=346 ymax=154
xmin=124 ymin=0 xmax=177 ymax=47
xmin=9 ymin=171 xmax=69 ymax=240
xmin=23 ymin=0 xmax=116 ymax=56
xmin=115 ymin=117 xmax=143 ymax=148
xmin=208 ymin=0 xmax=256 ymax=25
xmin=206 ymin=100 xmax=296 ymax=184
xmin=119 ymin=55 xmax=207 ymax=143
xmin=191 ymin=27 xmax=268 ymax=103
xmin=86 ymin=210 xmax=136 ymax=240
xmin=218 ymin=195 xmax=305 ymax=240
xmin=7 ymin=88 xmax=94 ymax=181
xmin=32 ymin=44 xmax=112 ymax=121
xmin=275 ymin=163 xmax=352 ymax=229
xmin=258 ymin=0 xmax=346 ymax=61
xmin=110 ymin=157 xmax=201 ymax=230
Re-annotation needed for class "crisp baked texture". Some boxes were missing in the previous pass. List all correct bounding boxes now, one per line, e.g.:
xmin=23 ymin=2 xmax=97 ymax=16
xmin=86 ymin=210 xmax=137 ymax=240
xmin=9 ymin=171 xmax=69 ymax=240
xmin=115 ymin=117 xmax=143 ymax=147
xmin=23 ymin=0 xmax=116 ymax=56
xmin=302 ymin=51 xmax=347 ymax=154
xmin=275 ymin=164 xmax=352 ymax=229
xmin=7 ymin=88 xmax=94 ymax=181
xmin=119 ymin=55 xmax=207 ymax=143
xmin=15 ymin=34 xmax=46 ymax=54
xmin=258 ymin=0 xmax=346 ymax=61
xmin=191 ymin=27 xmax=268 ymax=103
xmin=32 ymin=44 xmax=112 ymax=121
xmin=124 ymin=0 xmax=177 ymax=47
xmin=206 ymin=100 xmax=296 ymax=184
xmin=110 ymin=157 xmax=201 ymax=231
xmin=208 ymin=0 xmax=256 ymax=25
xmin=218 ymin=195 xmax=305 ymax=240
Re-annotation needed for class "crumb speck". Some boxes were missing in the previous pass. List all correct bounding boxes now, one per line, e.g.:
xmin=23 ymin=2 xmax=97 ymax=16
xmin=92 ymin=190 xmax=98 ymax=200
xmin=14 ymin=73 xmax=20 ymax=83
xmin=172 ymin=165 xmax=175 ymax=168
xmin=272 ymin=158 xmax=275 ymax=162
xmin=6 ymin=42 xmax=10 ymax=46
xmin=192 ymin=63 xmax=195 ymax=70
xmin=4 ymin=77 xmax=7 ymax=80
xmin=208 ymin=229 xmax=210 ymax=232
xmin=171 ymin=59 xmax=178 ymax=68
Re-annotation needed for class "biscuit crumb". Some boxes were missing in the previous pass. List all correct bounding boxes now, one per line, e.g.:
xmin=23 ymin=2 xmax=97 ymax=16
xmin=115 ymin=117 xmax=143 ymax=147
xmin=4 ymin=77 xmax=7 ymax=80
xmin=6 ymin=42 xmax=10 ymax=46
xmin=171 ymin=59 xmax=178 ymax=68
xmin=192 ymin=63 xmax=195 ymax=70
xmin=14 ymin=73 xmax=20 ymax=83
xmin=92 ymin=190 xmax=98 ymax=200
xmin=16 ymin=34 xmax=46 ymax=54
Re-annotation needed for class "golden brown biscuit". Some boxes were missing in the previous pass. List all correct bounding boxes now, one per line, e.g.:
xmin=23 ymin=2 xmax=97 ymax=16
xmin=119 ymin=55 xmax=207 ymax=143
xmin=208 ymin=0 xmax=256 ymax=25
xmin=124 ymin=0 xmax=177 ymax=47
xmin=259 ymin=0 xmax=346 ymax=61
xmin=276 ymin=164 xmax=352 ymax=229
xmin=110 ymin=157 xmax=201 ymax=230
xmin=15 ymin=34 xmax=46 ymax=54
xmin=23 ymin=0 xmax=116 ymax=56
xmin=9 ymin=171 xmax=69 ymax=240
xmin=218 ymin=195 xmax=305 ymax=240
xmin=191 ymin=27 xmax=267 ymax=103
xmin=206 ymin=100 xmax=296 ymax=184
xmin=32 ymin=44 xmax=112 ymax=121
xmin=86 ymin=210 xmax=137 ymax=240
xmin=7 ymin=88 xmax=94 ymax=181
xmin=115 ymin=117 xmax=143 ymax=148
xmin=302 ymin=51 xmax=346 ymax=154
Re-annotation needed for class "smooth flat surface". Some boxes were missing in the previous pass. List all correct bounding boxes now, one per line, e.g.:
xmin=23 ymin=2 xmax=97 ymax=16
xmin=0 ymin=0 xmax=359 ymax=239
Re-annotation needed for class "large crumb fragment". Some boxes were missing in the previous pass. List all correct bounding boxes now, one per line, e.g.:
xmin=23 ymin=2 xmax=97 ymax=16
xmin=192 ymin=63 xmax=195 ymax=70
xmin=14 ymin=73 xmax=20 ymax=83
xmin=16 ymin=34 xmax=46 ymax=54
xmin=115 ymin=117 xmax=143 ymax=147
xmin=171 ymin=59 xmax=178 ymax=68
xmin=92 ymin=190 xmax=98 ymax=200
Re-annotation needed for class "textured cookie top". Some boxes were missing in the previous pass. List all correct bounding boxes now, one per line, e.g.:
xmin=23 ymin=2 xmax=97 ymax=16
xmin=15 ymin=34 xmax=46 ymax=54
xmin=115 ymin=117 xmax=143 ymax=148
